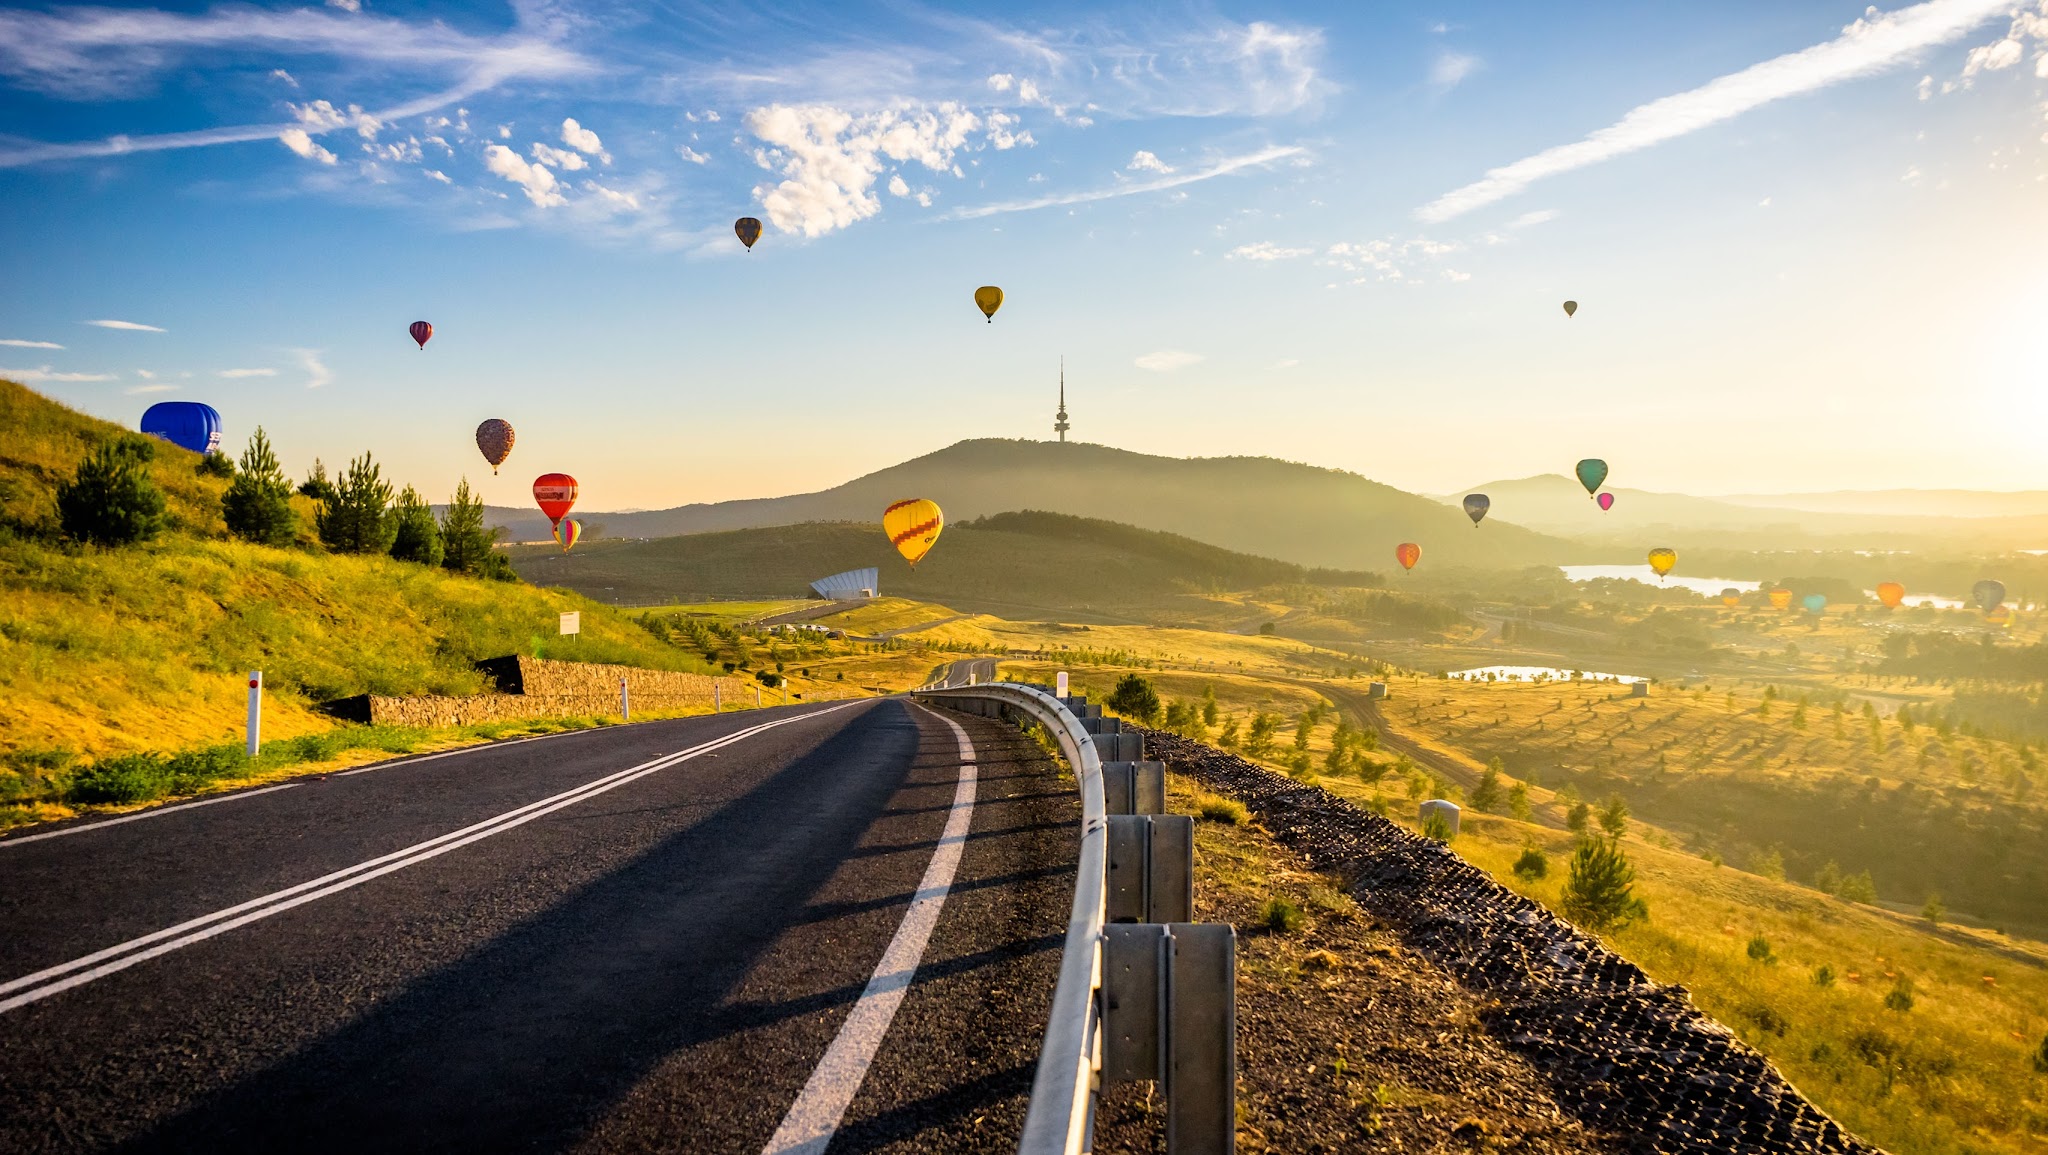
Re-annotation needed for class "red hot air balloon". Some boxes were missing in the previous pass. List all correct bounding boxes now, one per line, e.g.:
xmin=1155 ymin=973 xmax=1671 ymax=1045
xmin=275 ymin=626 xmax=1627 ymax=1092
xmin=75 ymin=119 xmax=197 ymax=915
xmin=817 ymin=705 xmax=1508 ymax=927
xmin=1395 ymin=542 xmax=1421 ymax=572
xmin=409 ymin=321 xmax=433 ymax=350
xmin=532 ymin=473 xmax=578 ymax=526
xmin=1597 ymin=492 xmax=1615 ymax=511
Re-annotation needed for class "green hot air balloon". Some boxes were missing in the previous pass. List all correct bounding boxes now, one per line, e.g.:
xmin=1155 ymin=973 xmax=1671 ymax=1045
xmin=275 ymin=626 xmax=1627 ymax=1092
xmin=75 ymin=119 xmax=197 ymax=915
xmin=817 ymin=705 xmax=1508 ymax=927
xmin=1575 ymin=459 xmax=1608 ymax=498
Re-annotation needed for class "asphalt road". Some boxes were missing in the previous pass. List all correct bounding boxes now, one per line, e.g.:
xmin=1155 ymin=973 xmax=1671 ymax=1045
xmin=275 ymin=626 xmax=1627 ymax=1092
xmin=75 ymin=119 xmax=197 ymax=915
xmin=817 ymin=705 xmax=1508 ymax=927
xmin=0 ymin=699 xmax=1077 ymax=1154
xmin=929 ymin=659 xmax=998 ymax=689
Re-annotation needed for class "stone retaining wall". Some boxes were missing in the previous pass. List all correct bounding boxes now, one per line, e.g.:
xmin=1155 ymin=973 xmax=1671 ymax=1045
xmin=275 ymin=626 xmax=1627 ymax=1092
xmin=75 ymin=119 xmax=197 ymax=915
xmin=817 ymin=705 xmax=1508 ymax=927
xmin=324 ymin=656 xmax=859 ymax=728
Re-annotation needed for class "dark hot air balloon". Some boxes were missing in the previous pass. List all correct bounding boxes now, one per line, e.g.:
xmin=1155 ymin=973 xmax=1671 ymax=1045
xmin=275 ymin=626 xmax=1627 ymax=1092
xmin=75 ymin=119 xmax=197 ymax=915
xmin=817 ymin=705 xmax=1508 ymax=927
xmin=409 ymin=321 xmax=433 ymax=350
xmin=734 ymin=217 xmax=762 ymax=250
xmin=1576 ymin=459 xmax=1608 ymax=497
xmin=140 ymin=402 xmax=223 ymax=456
xmin=1721 ymin=588 xmax=1742 ymax=607
xmin=475 ymin=419 xmax=515 ymax=475
xmin=1563 ymin=300 xmax=1578 ymax=317
xmin=1462 ymin=494 xmax=1489 ymax=527
xmin=1973 ymin=580 xmax=2007 ymax=613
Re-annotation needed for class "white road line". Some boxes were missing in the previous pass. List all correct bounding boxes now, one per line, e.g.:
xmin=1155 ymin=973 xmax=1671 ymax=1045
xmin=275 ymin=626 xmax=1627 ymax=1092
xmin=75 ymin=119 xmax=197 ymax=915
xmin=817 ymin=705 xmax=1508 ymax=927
xmin=0 ymin=703 xmax=858 ymax=1016
xmin=0 ymin=784 xmax=302 ymax=849
xmin=762 ymin=705 xmax=979 ymax=1155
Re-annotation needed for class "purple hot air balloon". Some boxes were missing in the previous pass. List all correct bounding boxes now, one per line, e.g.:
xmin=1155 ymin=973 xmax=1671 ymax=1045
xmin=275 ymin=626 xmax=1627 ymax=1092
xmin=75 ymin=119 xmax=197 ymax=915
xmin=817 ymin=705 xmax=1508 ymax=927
xmin=1597 ymin=492 xmax=1615 ymax=512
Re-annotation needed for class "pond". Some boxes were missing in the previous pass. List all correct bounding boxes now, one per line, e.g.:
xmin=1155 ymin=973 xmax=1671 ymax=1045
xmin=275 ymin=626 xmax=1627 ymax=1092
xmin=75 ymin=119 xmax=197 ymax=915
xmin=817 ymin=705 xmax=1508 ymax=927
xmin=1559 ymin=565 xmax=1760 ymax=599
xmin=1448 ymin=665 xmax=1645 ymax=684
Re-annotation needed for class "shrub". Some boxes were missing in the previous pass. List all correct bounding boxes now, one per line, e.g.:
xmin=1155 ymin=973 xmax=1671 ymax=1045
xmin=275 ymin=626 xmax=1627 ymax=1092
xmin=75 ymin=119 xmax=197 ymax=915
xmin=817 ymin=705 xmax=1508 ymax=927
xmin=1884 ymin=976 xmax=1916 ymax=1013
xmin=1197 ymin=794 xmax=1248 ymax=825
xmin=1260 ymin=896 xmax=1304 ymax=934
xmin=221 ymin=427 xmax=298 ymax=546
xmin=1421 ymin=809 xmax=1454 ymax=843
xmin=316 ymin=453 xmax=395 ymax=554
xmin=1813 ymin=965 xmax=1836 ymax=987
xmin=1565 ymin=800 xmax=1592 ymax=834
xmin=1813 ymin=860 xmax=1844 ymax=896
xmin=197 ymin=451 xmax=234 ymax=478
xmin=1922 ymin=893 xmax=1945 ymax=927
xmin=1560 ymin=836 xmax=1647 ymax=932
xmin=1837 ymin=869 xmax=1878 ymax=904
xmin=56 ymin=439 xmax=165 ymax=546
xmin=1746 ymin=934 xmax=1775 ymax=964
xmin=1512 ymin=846 xmax=1548 ymax=880
xmin=1106 ymin=673 xmax=1162 ymax=724
xmin=62 ymin=753 xmax=169 ymax=804
xmin=2033 ymin=1032 xmax=2048 ymax=1073
xmin=388 ymin=484 xmax=444 ymax=566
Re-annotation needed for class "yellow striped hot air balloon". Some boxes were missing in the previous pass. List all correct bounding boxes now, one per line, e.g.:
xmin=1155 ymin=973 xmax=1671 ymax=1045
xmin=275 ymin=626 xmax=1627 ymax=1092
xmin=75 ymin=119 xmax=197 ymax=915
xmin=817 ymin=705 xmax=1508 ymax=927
xmin=883 ymin=498 xmax=944 ymax=567
xmin=1647 ymin=547 xmax=1677 ymax=579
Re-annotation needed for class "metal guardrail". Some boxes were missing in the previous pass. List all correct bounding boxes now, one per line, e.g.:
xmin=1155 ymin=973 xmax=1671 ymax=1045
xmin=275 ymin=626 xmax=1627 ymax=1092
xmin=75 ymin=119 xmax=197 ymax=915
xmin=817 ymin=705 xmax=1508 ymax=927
xmin=914 ymin=682 xmax=1234 ymax=1155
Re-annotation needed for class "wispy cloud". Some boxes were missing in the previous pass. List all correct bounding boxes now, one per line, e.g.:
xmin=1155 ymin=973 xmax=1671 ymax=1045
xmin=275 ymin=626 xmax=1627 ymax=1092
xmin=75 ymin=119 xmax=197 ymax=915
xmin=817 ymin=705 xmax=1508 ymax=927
xmin=1127 ymin=150 xmax=1173 ymax=173
xmin=1507 ymin=209 xmax=1559 ymax=228
xmin=1228 ymin=240 xmax=1313 ymax=261
xmin=2 ymin=365 xmax=117 ymax=382
xmin=951 ymin=144 xmax=1307 ymax=220
xmin=291 ymin=348 xmax=333 ymax=390
xmin=1417 ymin=0 xmax=2012 ymax=222
xmin=86 ymin=319 xmax=165 ymax=332
xmin=0 ymin=338 xmax=63 ymax=349
xmin=1134 ymin=350 xmax=1204 ymax=372
xmin=218 ymin=368 xmax=277 ymax=378
xmin=126 ymin=383 xmax=177 ymax=395
xmin=1430 ymin=51 xmax=1480 ymax=89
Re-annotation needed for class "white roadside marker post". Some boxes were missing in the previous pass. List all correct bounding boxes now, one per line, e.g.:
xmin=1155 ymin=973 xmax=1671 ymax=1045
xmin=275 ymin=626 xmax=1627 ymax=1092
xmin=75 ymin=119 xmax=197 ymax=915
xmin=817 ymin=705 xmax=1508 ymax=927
xmin=755 ymin=685 xmax=762 ymax=708
xmin=245 ymin=670 xmax=263 ymax=758
xmin=621 ymin=677 xmax=630 ymax=722
xmin=714 ymin=682 xmax=721 ymax=712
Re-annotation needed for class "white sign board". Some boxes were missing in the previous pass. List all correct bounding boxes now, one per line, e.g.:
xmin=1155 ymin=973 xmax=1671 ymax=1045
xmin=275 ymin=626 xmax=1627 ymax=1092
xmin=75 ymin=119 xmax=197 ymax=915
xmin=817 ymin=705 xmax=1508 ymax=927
xmin=559 ymin=611 xmax=580 ymax=636
xmin=1056 ymin=671 xmax=1069 ymax=698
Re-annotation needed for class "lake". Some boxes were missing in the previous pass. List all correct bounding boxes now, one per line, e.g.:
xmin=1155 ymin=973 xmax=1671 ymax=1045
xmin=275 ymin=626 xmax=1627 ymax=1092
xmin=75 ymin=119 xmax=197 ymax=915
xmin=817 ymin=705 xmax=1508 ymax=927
xmin=1449 ymin=665 xmax=1645 ymax=684
xmin=1558 ymin=565 xmax=1760 ymax=599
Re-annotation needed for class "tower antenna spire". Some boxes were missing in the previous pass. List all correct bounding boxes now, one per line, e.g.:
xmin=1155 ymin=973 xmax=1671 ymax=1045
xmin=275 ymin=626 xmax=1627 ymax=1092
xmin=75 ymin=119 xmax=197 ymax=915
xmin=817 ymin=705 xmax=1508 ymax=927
xmin=1054 ymin=356 xmax=1070 ymax=443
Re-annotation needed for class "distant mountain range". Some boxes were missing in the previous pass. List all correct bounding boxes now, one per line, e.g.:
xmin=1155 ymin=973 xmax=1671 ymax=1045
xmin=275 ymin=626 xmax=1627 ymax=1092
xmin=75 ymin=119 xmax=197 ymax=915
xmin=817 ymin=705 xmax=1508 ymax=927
xmin=486 ymin=439 xmax=1579 ymax=570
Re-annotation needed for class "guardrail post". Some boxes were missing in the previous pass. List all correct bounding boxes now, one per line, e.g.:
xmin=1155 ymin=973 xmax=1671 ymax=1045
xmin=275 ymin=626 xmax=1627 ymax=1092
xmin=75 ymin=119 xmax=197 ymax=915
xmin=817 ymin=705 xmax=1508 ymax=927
xmin=1102 ymin=923 xmax=1238 ymax=1155
xmin=1103 ymin=760 xmax=1167 ymax=815
xmin=1106 ymin=815 xmax=1193 ymax=924
xmin=1093 ymin=731 xmax=1141 ymax=761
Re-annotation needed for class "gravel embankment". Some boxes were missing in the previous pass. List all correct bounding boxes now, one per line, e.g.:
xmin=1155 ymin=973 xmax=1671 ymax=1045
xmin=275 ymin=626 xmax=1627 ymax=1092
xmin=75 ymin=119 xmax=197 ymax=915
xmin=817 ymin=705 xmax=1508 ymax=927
xmin=1137 ymin=727 xmax=1882 ymax=1155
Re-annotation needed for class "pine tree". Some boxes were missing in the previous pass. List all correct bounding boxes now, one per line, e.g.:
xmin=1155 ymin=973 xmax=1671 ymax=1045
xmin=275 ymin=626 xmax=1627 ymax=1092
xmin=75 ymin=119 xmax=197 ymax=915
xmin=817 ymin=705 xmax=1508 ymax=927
xmin=1471 ymin=759 xmax=1505 ymax=812
xmin=437 ymin=478 xmax=497 ymax=576
xmin=315 ymin=453 xmax=395 ymax=554
xmin=57 ymin=438 xmax=165 ymax=546
xmin=1509 ymin=782 xmax=1532 ymax=821
xmin=297 ymin=458 xmax=335 ymax=503
xmin=1599 ymin=793 xmax=1631 ymax=838
xmin=1560 ymin=836 xmax=1647 ymax=931
xmin=1107 ymin=673 xmax=1161 ymax=724
xmin=221 ymin=427 xmax=298 ymax=546
xmin=388 ymin=484 xmax=444 ymax=565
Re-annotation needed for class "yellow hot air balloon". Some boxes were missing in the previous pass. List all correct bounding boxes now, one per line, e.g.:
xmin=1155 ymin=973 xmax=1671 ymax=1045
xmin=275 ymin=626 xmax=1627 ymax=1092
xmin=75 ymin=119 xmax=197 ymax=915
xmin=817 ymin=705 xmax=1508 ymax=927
xmin=883 ymin=498 xmax=944 ymax=567
xmin=974 ymin=285 xmax=1004 ymax=323
xmin=1769 ymin=588 xmax=1794 ymax=610
xmin=1647 ymin=547 xmax=1677 ymax=579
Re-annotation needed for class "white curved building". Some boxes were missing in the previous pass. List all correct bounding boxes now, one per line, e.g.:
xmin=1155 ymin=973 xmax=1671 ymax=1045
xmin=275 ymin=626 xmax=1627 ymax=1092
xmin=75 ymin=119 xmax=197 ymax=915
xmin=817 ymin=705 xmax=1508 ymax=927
xmin=810 ymin=567 xmax=878 ymax=600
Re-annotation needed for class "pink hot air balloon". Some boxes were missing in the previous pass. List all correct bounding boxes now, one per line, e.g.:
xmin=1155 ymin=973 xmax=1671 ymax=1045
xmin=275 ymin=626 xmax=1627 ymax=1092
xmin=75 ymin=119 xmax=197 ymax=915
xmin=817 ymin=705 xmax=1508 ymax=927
xmin=409 ymin=321 xmax=433 ymax=350
xmin=1597 ymin=492 xmax=1615 ymax=512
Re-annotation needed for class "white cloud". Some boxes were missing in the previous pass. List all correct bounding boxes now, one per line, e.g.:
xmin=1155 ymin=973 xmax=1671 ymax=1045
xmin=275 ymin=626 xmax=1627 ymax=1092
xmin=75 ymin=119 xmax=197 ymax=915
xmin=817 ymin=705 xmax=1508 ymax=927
xmin=1902 ymin=164 xmax=1924 ymax=183
xmin=1443 ymin=269 xmax=1472 ymax=282
xmin=985 ymin=110 xmax=1033 ymax=150
xmin=425 ymin=168 xmax=451 ymax=183
xmin=1273 ymin=358 xmax=1300 ymax=369
xmin=85 ymin=319 xmax=164 ymax=331
xmin=280 ymin=128 xmax=337 ymax=164
xmin=498 ymin=125 xmax=512 ymax=139
xmin=582 ymin=181 xmax=641 ymax=212
xmin=292 ymin=348 xmax=332 ymax=389
xmin=289 ymin=99 xmax=382 ymax=138
xmin=1507 ymin=208 xmax=1559 ymax=228
xmin=218 ymin=368 xmax=276 ymax=378
xmin=677 ymin=145 xmax=710 ymax=164
xmin=561 ymin=117 xmax=609 ymax=162
xmin=683 ymin=109 xmax=721 ymax=123
xmin=370 ymin=137 xmax=421 ymax=163
xmin=1417 ymin=0 xmax=2012 ymax=222
xmin=135 ymin=369 xmax=154 ymax=378
xmin=744 ymin=102 xmax=980 ymax=236
xmin=530 ymin=142 xmax=587 ymax=170
xmin=2 ymin=364 xmax=116 ymax=382
xmin=887 ymin=173 xmax=911 ymax=197
xmin=1134 ymin=350 xmax=1204 ymax=372
xmin=987 ymin=73 xmax=1015 ymax=92
xmin=484 ymin=143 xmax=564 ymax=206
xmin=1962 ymin=36 xmax=2024 ymax=74
xmin=0 ymin=338 xmax=63 ymax=348
xmin=1227 ymin=241 xmax=1312 ymax=261
xmin=326 ymin=0 xmax=360 ymax=11
xmin=1127 ymin=150 xmax=1173 ymax=174
xmin=1918 ymin=73 xmax=1935 ymax=98
xmin=126 ymin=384 xmax=176 ymax=394
xmin=1431 ymin=51 xmax=1480 ymax=88
xmin=270 ymin=68 xmax=297 ymax=87
xmin=1321 ymin=236 xmax=1464 ymax=282
xmin=951 ymin=145 xmax=1307 ymax=220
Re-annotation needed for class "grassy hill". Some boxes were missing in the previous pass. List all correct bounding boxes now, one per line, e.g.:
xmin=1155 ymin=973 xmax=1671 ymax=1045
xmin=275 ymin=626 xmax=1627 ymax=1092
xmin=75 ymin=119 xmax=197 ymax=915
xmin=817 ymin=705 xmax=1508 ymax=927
xmin=509 ymin=510 xmax=1408 ymax=625
xmin=487 ymin=439 xmax=1580 ymax=570
xmin=0 ymin=380 xmax=714 ymax=764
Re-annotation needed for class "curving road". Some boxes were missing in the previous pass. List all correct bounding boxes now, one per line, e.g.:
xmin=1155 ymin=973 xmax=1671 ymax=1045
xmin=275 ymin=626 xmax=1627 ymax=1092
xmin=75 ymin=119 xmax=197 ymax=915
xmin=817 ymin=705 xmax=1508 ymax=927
xmin=0 ymin=700 xmax=1075 ymax=1154
xmin=929 ymin=659 xmax=998 ymax=689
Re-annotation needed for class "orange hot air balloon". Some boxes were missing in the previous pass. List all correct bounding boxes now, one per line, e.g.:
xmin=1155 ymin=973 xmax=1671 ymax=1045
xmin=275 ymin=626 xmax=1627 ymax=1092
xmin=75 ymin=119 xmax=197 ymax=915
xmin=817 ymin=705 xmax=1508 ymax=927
xmin=475 ymin=419 xmax=515 ymax=475
xmin=554 ymin=518 xmax=582 ymax=553
xmin=1876 ymin=581 xmax=1905 ymax=609
xmin=1647 ymin=547 xmax=1677 ymax=578
xmin=1769 ymin=588 xmax=1794 ymax=610
xmin=532 ymin=472 xmax=578 ymax=526
xmin=883 ymin=498 xmax=944 ymax=567
xmin=1395 ymin=542 xmax=1421 ymax=572
xmin=1721 ymin=587 xmax=1742 ymax=608
xmin=734 ymin=217 xmax=762 ymax=250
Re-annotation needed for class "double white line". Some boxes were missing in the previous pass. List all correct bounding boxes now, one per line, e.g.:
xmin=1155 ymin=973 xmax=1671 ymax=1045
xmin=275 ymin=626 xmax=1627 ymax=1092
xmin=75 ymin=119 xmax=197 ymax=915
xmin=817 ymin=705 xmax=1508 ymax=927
xmin=0 ymin=704 xmax=854 ymax=1016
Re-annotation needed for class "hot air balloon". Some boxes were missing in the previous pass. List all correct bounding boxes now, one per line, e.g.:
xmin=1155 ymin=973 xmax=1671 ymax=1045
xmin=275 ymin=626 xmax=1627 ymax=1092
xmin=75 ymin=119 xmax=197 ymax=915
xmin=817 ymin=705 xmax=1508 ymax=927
xmin=734 ymin=217 xmax=762 ymax=251
xmin=1973 ymin=580 xmax=2007 ymax=613
xmin=883 ymin=498 xmax=944 ymax=567
xmin=1563 ymin=300 xmax=1578 ymax=317
xmin=1803 ymin=593 xmax=1827 ymax=614
xmin=1395 ymin=542 xmax=1421 ymax=572
xmin=1721 ymin=588 xmax=1742 ymax=608
xmin=1462 ymin=494 xmax=1490 ymax=527
xmin=1576 ymin=459 xmax=1608 ymax=497
xmin=1647 ymin=547 xmax=1677 ymax=579
xmin=1876 ymin=582 xmax=1905 ymax=609
xmin=554 ymin=518 xmax=581 ymax=553
xmin=410 ymin=321 xmax=433 ymax=350
xmin=532 ymin=472 xmax=578 ymax=526
xmin=139 ymin=401 xmax=223 ymax=456
xmin=1597 ymin=492 xmax=1615 ymax=512
xmin=974 ymin=286 xmax=1004 ymax=323
xmin=1769 ymin=588 xmax=1794 ymax=610
xmin=475 ymin=419 xmax=515 ymax=475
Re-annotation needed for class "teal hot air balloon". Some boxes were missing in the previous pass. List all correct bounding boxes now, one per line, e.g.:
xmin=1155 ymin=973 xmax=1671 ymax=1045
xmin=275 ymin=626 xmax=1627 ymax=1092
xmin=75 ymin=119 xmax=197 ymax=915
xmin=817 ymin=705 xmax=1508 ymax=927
xmin=1462 ymin=493 xmax=1490 ymax=527
xmin=1802 ymin=593 xmax=1827 ymax=614
xmin=1575 ymin=459 xmax=1608 ymax=497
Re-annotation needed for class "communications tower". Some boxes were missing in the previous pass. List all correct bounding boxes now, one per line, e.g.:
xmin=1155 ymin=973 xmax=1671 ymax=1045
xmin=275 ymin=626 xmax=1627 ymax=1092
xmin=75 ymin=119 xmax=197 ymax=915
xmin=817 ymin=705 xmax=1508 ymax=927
xmin=1054 ymin=358 xmax=1070 ymax=443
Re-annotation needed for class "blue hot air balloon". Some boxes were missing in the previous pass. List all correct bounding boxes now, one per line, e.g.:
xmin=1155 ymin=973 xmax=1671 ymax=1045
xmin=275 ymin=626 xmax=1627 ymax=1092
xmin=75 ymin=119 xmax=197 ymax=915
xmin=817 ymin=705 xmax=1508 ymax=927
xmin=140 ymin=402 xmax=223 ymax=455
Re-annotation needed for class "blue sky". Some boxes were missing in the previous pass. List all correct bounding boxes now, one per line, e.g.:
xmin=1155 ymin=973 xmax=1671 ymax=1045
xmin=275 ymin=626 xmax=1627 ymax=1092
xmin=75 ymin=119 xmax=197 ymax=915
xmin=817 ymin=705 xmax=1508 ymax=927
xmin=3 ymin=0 xmax=2046 ymax=514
